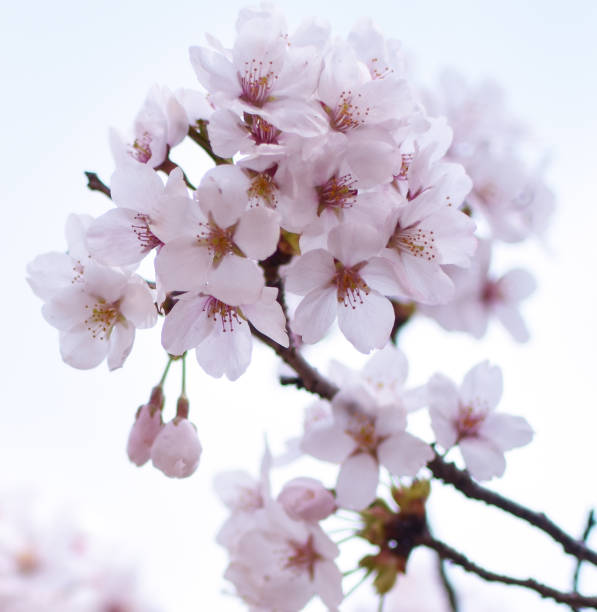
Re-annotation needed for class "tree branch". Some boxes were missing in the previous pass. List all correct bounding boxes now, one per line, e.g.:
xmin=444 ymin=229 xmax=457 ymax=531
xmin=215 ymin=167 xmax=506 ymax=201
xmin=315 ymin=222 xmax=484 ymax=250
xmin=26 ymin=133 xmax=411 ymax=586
xmin=84 ymin=171 xmax=111 ymax=198
xmin=422 ymin=536 xmax=597 ymax=609
xmin=427 ymin=454 xmax=597 ymax=568
xmin=572 ymin=510 xmax=596 ymax=611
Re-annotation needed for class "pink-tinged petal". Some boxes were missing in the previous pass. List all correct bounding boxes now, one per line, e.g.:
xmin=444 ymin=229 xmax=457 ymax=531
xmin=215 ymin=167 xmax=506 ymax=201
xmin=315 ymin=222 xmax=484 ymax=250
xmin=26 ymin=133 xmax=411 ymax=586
xmin=150 ymin=195 xmax=195 ymax=244
xmin=259 ymin=98 xmax=328 ymax=137
xmin=110 ymin=164 xmax=163 ymax=214
xmin=207 ymin=257 xmax=264 ymax=306
xmin=161 ymin=295 xmax=213 ymax=356
xmin=285 ymin=250 xmax=335 ymax=295
xmin=197 ymin=165 xmax=249 ymax=228
xmin=107 ymin=321 xmax=135 ymax=370
xmin=65 ymin=213 xmax=92 ymax=260
xmin=403 ymin=385 xmax=428 ymax=413
xmin=335 ymin=453 xmax=379 ymax=510
xmin=195 ymin=322 xmax=252 ymax=380
xmin=328 ymin=223 xmax=384 ymax=266
xmin=234 ymin=207 xmax=280 ymax=260
xmin=164 ymin=166 xmax=189 ymax=198
xmin=427 ymin=374 xmax=460 ymax=417
xmin=374 ymin=405 xmax=407 ymax=438
xmin=301 ymin=424 xmax=356 ymax=463
xmin=361 ymin=257 xmax=403 ymax=296
xmin=42 ymin=286 xmax=91 ymax=330
xmin=459 ymin=438 xmax=506 ymax=481
xmin=494 ymin=303 xmax=531 ymax=342
xmin=243 ymin=287 xmax=289 ymax=347
xmin=480 ymin=413 xmax=533 ymax=452
xmin=27 ymin=253 xmax=79 ymax=300
xmin=313 ymin=560 xmax=343 ymax=609
xmin=364 ymin=345 xmax=409 ymax=390
xmin=378 ymin=432 xmax=433 ymax=477
xmin=59 ymin=325 xmax=109 ymax=369
xmin=429 ymin=406 xmax=459 ymax=449
xmin=498 ymin=268 xmax=536 ymax=301
xmin=461 ymin=361 xmax=503 ymax=412
xmin=337 ymin=291 xmax=393 ymax=353
xmin=120 ymin=278 xmax=156 ymax=329
xmin=87 ymin=208 xmax=154 ymax=266
xmin=155 ymin=237 xmax=210 ymax=292
xmin=84 ymin=265 xmax=129 ymax=303
xmin=189 ymin=46 xmax=240 ymax=99
xmin=345 ymin=129 xmax=397 ymax=188
xmin=292 ymin=287 xmax=337 ymax=344
xmin=207 ymin=109 xmax=252 ymax=158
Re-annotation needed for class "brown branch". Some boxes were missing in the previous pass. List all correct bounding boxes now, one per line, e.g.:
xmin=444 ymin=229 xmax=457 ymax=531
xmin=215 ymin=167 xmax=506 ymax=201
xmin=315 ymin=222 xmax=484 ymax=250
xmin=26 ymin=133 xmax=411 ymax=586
xmin=572 ymin=510 xmax=596 ymax=611
xmin=427 ymin=454 xmax=597 ymax=568
xmin=155 ymin=155 xmax=196 ymax=190
xmin=84 ymin=171 xmax=111 ymax=198
xmin=422 ymin=536 xmax=597 ymax=609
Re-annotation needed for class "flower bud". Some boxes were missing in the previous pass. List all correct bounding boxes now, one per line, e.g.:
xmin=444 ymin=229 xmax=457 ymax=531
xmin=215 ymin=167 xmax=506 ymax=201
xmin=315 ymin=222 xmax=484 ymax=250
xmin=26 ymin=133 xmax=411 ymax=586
xmin=126 ymin=403 xmax=163 ymax=466
xmin=150 ymin=417 xmax=202 ymax=478
xmin=277 ymin=477 xmax=336 ymax=522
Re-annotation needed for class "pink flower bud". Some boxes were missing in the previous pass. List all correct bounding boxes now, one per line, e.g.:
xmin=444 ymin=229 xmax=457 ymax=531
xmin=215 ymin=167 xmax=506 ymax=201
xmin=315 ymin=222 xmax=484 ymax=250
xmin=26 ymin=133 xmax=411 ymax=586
xmin=277 ymin=477 xmax=336 ymax=522
xmin=126 ymin=404 xmax=163 ymax=466
xmin=150 ymin=417 xmax=202 ymax=478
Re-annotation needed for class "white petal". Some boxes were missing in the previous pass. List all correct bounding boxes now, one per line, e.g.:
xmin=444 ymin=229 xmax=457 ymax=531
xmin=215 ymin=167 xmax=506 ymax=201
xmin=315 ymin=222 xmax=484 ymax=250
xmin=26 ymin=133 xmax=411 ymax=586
xmin=59 ymin=325 xmax=109 ymax=369
xmin=197 ymin=165 xmax=249 ymax=228
xmin=335 ymin=453 xmax=379 ymax=510
xmin=327 ymin=223 xmax=384 ymax=266
xmin=243 ymin=287 xmax=289 ymax=347
xmin=461 ymin=361 xmax=503 ymax=412
xmin=301 ymin=425 xmax=356 ymax=463
xmin=284 ymin=250 xmax=335 ymax=295
xmin=42 ymin=286 xmax=90 ymax=331
xmin=161 ymin=295 xmax=213 ymax=355
xmin=459 ymin=438 xmax=506 ymax=481
xmin=207 ymin=257 xmax=264 ymax=305
xmin=111 ymin=164 xmax=163 ymax=214
xmin=155 ymin=237 xmax=210 ymax=292
xmin=378 ymin=432 xmax=433 ymax=477
xmin=107 ymin=322 xmax=136 ymax=370
xmin=361 ymin=257 xmax=403 ymax=296
xmin=195 ymin=322 xmax=252 ymax=380
xmin=234 ymin=207 xmax=280 ymax=260
xmin=313 ymin=560 xmax=343 ymax=609
xmin=120 ymin=278 xmax=157 ymax=329
xmin=292 ymin=287 xmax=337 ymax=344
xmin=337 ymin=291 xmax=393 ymax=353
xmin=480 ymin=413 xmax=533 ymax=451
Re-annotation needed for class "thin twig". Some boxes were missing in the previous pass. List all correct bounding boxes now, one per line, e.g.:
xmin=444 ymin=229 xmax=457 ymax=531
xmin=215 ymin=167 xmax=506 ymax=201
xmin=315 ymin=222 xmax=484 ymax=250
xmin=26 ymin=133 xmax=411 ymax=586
xmin=437 ymin=555 xmax=459 ymax=611
xmin=427 ymin=454 xmax=597 ymax=568
xmin=423 ymin=536 xmax=597 ymax=609
xmin=572 ymin=510 xmax=596 ymax=611
xmin=84 ymin=171 xmax=111 ymax=198
xmin=155 ymin=155 xmax=196 ymax=190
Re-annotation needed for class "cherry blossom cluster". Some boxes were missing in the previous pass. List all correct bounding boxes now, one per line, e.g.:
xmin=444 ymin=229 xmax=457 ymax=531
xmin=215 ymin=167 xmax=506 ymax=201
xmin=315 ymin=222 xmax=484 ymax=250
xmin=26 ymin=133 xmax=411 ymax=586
xmin=0 ymin=495 xmax=159 ymax=612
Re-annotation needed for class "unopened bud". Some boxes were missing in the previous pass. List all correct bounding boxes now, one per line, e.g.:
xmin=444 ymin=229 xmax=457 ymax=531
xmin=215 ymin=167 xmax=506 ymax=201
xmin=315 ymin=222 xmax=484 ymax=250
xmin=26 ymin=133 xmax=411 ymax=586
xmin=277 ymin=477 xmax=336 ymax=522
xmin=127 ymin=403 xmax=163 ymax=466
xmin=151 ymin=417 xmax=202 ymax=478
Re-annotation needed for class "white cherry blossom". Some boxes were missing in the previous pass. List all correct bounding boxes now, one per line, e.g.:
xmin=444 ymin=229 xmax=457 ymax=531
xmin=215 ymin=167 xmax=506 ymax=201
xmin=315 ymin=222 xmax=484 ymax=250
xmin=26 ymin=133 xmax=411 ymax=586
xmin=428 ymin=361 xmax=533 ymax=480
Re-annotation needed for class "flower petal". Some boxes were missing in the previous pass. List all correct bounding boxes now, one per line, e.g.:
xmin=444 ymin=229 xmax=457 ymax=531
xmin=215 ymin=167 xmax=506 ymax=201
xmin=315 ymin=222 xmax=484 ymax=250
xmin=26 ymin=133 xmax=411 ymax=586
xmin=335 ymin=453 xmax=379 ymax=510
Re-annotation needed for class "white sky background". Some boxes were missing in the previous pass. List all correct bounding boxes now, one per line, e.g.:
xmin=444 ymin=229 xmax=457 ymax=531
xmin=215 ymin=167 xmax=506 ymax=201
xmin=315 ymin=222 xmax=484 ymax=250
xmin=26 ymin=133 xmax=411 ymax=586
xmin=2 ymin=0 xmax=597 ymax=610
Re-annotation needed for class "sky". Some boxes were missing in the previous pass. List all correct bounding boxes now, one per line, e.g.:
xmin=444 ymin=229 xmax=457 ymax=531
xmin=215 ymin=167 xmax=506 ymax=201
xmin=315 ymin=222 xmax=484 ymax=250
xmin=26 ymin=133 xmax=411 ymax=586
xmin=2 ymin=1 xmax=597 ymax=610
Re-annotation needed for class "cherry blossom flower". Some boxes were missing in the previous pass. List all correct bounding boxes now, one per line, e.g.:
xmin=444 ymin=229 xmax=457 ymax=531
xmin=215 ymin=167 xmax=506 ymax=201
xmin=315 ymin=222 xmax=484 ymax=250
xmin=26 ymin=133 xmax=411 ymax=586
xmin=301 ymin=385 xmax=432 ymax=510
xmin=41 ymin=266 xmax=156 ymax=370
xmin=277 ymin=478 xmax=336 ymax=522
xmin=161 ymin=275 xmax=288 ymax=380
xmin=150 ymin=416 xmax=202 ymax=478
xmin=285 ymin=222 xmax=403 ymax=353
xmin=27 ymin=214 xmax=93 ymax=301
xmin=224 ymin=501 xmax=343 ymax=611
xmin=87 ymin=165 xmax=193 ymax=267
xmin=421 ymin=239 xmax=536 ymax=341
xmin=428 ymin=361 xmax=533 ymax=480
xmin=126 ymin=387 xmax=164 ymax=467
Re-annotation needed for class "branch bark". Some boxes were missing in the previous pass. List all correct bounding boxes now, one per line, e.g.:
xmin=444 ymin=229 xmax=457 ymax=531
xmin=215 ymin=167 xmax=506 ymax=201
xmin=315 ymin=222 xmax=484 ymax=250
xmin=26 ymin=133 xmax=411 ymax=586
xmin=422 ymin=536 xmax=597 ymax=609
xmin=84 ymin=171 xmax=111 ymax=198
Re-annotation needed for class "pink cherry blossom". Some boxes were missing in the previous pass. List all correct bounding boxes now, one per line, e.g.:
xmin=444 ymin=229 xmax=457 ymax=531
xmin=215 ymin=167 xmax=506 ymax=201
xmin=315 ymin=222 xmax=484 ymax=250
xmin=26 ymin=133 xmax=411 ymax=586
xmin=301 ymin=385 xmax=432 ymax=510
xmin=150 ymin=416 xmax=202 ymax=478
xmin=428 ymin=361 xmax=533 ymax=480
xmin=277 ymin=477 xmax=336 ymax=523
xmin=126 ymin=388 xmax=164 ymax=467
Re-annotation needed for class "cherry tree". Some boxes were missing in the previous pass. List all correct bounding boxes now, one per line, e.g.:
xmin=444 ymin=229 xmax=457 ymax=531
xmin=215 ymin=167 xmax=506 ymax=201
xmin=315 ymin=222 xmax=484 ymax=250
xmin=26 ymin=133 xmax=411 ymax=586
xmin=26 ymin=4 xmax=597 ymax=611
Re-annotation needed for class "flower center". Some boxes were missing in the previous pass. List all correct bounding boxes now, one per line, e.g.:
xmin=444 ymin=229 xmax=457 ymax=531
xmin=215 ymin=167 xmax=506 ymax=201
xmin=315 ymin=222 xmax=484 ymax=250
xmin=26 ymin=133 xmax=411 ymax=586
xmin=245 ymin=113 xmax=281 ymax=145
xmin=247 ymin=168 xmax=278 ymax=208
xmin=196 ymin=215 xmax=244 ymax=265
xmin=239 ymin=60 xmax=277 ymax=107
xmin=456 ymin=405 xmax=484 ymax=439
xmin=346 ymin=413 xmax=379 ymax=452
xmin=131 ymin=213 xmax=163 ymax=251
xmin=387 ymin=223 xmax=437 ymax=262
xmin=316 ymin=174 xmax=358 ymax=216
xmin=395 ymin=153 xmax=414 ymax=183
xmin=284 ymin=535 xmax=321 ymax=580
xmin=323 ymin=91 xmax=370 ymax=133
xmin=203 ymin=297 xmax=245 ymax=333
xmin=369 ymin=57 xmax=394 ymax=80
xmin=84 ymin=299 xmax=121 ymax=341
xmin=482 ymin=281 xmax=502 ymax=305
xmin=333 ymin=261 xmax=370 ymax=308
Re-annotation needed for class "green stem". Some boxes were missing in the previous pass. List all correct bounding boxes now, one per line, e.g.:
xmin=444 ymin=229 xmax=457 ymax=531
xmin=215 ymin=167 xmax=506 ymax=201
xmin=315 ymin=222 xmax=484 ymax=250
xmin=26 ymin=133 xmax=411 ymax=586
xmin=378 ymin=595 xmax=386 ymax=612
xmin=181 ymin=352 xmax=187 ymax=398
xmin=159 ymin=357 xmax=174 ymax=387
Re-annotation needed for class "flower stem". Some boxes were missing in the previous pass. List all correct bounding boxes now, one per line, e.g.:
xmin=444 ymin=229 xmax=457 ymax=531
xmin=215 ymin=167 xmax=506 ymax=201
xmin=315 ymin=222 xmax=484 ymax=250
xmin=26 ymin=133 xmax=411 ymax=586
xmin=159 ymin=357 xmax=174 ymax=387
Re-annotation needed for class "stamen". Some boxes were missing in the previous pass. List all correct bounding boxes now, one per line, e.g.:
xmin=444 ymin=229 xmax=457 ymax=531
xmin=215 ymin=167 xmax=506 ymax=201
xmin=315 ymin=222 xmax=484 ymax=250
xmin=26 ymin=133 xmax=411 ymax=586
xmin=129 ymin=132 xmax=152 ymax=163
xmin=239 ymin=59 xmax=278 ymax=107
xmin=369 ymin=57 xmax=394 ymax=80
xmin=84 ymin=299 xmax=121 ymax=341
xmin=245 ymin=113 xmax=281 ymax=145
xmin=322 ymin=90 xmax=370 ymax=133
xmin=131 ymin=213 xmax=162 ymax=251
xmin=387 ymin=224 xmax=437 ymax=262
xmin=456 ymin=405 xmax=484 ymax=439
xmin=284 ymin=535 xmax=321 ymax=580
xmin=334 ymin=260 xmax=370 ymax=308
xmin=196 ymin=214 xmax=244 ymax=265
xmin=202 ymin=297 xmax=244 ymax=333
xmin=345 ymin=413 xmax=379 ymax=452
xmin=247 ymin=167 xmax=278 ymax=208
xmin=316 ymin=174 xmax=358 ymax=216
